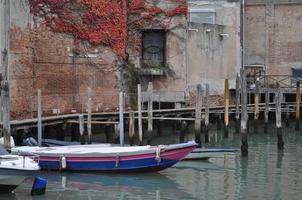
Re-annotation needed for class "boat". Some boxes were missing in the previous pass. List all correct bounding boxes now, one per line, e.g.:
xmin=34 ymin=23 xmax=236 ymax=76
xmin=11 ymin=141 xmax=196 ymax=172
xmin=0 ymin=145 xmax=40 ymax=193
xmin=42 ymin=139 xmax=81 ymax=147
xmin=184 ymin=147 xmax=240 ymax=160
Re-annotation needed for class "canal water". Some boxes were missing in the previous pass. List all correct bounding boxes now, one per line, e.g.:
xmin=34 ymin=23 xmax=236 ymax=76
xmin=1 ymin=122 xmax=302 ymax=200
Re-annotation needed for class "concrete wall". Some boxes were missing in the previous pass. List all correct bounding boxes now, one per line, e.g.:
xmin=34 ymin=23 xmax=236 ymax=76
xmin=187 ymin=0 xmax=241 ymax=94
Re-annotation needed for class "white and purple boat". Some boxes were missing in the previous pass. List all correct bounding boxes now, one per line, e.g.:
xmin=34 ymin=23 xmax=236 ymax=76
xmin=12 ymin=141 xmax=196 ymax=173
xmin=0 ymin=145 xmax=40 ymax=193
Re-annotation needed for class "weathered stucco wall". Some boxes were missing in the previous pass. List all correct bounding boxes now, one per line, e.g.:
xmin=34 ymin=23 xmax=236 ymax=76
xmin=187 ymin=0 xmax=241 ymax=94
xmin=126 ymin=1 xmax=187 ymax=93
xmin=245 ymin=0 xmax=302 ymax=75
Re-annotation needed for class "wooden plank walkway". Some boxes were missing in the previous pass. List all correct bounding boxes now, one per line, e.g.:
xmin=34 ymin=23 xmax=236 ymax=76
xmin=3 ymin=101 xmax=300 ymax=130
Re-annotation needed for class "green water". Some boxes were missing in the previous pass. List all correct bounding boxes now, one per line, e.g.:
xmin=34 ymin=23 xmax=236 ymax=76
xmin=1 ymin=123 xmax=302 ymax=200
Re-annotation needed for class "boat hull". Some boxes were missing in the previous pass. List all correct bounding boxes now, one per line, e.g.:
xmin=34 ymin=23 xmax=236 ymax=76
xmin=37 ymin=145 xmax=195 ymax=172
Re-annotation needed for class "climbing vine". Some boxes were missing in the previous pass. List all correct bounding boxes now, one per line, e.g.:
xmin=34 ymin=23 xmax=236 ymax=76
xmin=29 ymin=0 xmax=187 ymax=59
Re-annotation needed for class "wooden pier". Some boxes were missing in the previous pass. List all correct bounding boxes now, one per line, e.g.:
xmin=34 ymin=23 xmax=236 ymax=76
xmin=0 ymin=73 xmax=301 ymax=155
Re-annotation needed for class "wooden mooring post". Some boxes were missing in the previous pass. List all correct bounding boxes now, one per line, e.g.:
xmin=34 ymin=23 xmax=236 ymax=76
xmin=1 ymin=0 xmax=11 ymax=149
xmin=216 ymin=114 xmax=222 ymax=130
xmin=224 ymin=79 xmax=229 ymax=138
xmin=240 ymin=68 xmax=248 ymax=156
xmin=147 ymin=82 xmax=153 ymax=145
xmin=235 ymin=73 xmax=240 ymax=134
xmin=285 ymin=105 xmax=290 ymax=128
xmin=254 ymin=80 xmax=260 ymax=133
xmin=137 ymin=84 xmax=143 ymax=145
xmin=180 ymin=120 xmax=187 ymax=143
xmin=275 ymin=84 xmax=284 ymax=149
xmin=37 ymin=89 xmax=42 ymax=146
xmin=87 ymin=87 xmax=92 ymax=144
xmin=204 ymin=84 xmax=209 ymax=143
xmin=119 ymin=91 xmax=124 ymax=146
xmin=79 ymin=114 xmax=85 ymax=144
xmin=114 ymin=124 xmax=119 ymax=144
xmin=264 ymin=78 xmax=269 ymax=133
xmin=195 ymin=84 xmax=202 ymax=147
xmin=129 ymin=111 xmax=135 ymax=146
xmin=295 ymin=81 xmax=300 ymax=130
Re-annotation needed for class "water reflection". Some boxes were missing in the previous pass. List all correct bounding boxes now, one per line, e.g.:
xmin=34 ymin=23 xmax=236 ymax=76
xmin=276 ymin=150 xmax=284 ymax=169
xmin=13 ymin=171 xmax=190 ymax=200
xmin=1 ymin=122 xmax=301 ymax=200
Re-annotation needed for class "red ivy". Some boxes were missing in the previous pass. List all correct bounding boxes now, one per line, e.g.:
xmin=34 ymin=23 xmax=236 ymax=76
xmin=29 ymin=0 xmax=187 ymax=59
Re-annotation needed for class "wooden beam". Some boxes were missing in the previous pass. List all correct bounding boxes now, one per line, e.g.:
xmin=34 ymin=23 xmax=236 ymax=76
xmin=67 ymin=120 xmax=119 ymax=124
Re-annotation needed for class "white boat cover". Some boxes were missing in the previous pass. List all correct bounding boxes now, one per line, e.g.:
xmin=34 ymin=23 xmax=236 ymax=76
xmin=12 ymin=141 xmax=196 ymax=157
xmin=12 ymin=145 xmax=152 ymax=155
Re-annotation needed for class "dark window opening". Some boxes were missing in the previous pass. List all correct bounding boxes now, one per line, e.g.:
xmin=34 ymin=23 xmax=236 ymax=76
xmin=142 ymin=30 xmax=166 ymax=68
xmin=292 ymin=68 xmax=302 ymax=77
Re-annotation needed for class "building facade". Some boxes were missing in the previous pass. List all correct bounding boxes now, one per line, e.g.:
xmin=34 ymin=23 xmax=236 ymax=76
xmin=1 ymin=0 xmax=301 ymax=120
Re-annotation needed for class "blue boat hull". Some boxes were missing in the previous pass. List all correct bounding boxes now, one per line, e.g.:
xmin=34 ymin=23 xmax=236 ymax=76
xmin=38 ymin=158 xmax=179 ymax=173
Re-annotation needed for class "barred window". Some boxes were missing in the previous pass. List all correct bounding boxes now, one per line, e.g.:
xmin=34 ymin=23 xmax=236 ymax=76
xmin=142 ymin=30 xmax=166 ymax=68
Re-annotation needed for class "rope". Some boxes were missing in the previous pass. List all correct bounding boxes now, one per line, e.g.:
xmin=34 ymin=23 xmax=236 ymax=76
xmin=155 ymin=145 xmax=166 ymax=164
xmin=115 ymin=154 xmax=120 ymax=167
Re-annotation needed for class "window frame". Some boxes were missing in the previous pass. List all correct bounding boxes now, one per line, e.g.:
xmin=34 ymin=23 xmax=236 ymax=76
xmin=141 ymin=29 xmax=167 ymax=68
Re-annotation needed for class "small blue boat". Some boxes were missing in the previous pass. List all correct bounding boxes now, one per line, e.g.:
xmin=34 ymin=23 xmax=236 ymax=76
xmin=184 ymin=147 xmax=240 ymax=160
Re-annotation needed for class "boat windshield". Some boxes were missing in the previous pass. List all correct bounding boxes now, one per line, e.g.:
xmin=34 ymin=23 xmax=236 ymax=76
xmin=0 ymin=144 xmax=8 ymax=155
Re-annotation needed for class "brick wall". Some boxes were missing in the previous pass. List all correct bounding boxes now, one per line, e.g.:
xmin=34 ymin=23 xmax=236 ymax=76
xmin=245 ymin=3 xmax=302 ymax=75
xmin=10 ymin=25 xmax=120 ymax=120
